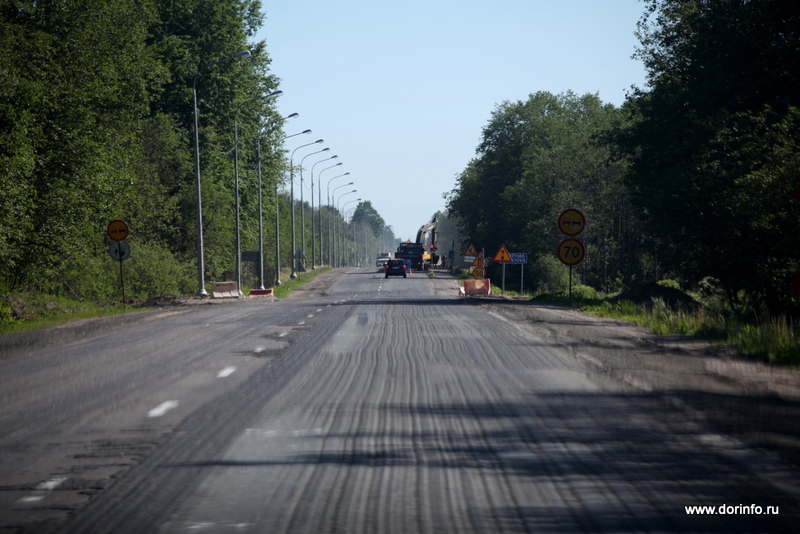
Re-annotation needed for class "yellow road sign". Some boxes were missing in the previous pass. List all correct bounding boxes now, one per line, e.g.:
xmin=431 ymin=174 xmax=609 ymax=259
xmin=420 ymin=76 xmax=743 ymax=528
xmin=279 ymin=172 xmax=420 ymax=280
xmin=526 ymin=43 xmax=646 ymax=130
xmin=558 ymin=209 xmax=586 ymax=236
xmin=107 ymin=219 xmax=129 ymax=241
xmin=492 ymin=244 xmax=512 ymax=263
xmin=471 ymin=253 xmax=483 ymax=266
xmin=558 ymin=238 xmax=585 ymax=266
xmin=463 ymin=243 xmax=478 ymax=256
xmin=472 ymin=267 xmax=484 ymax=279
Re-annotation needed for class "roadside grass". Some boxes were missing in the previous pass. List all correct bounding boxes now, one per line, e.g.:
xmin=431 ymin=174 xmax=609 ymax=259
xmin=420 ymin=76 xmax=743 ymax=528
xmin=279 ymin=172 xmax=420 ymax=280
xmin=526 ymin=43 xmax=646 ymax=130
xmin=578 ymin=298 xmax=800 ymax=367
xmin=269 ymin=266 xmax=331 ymax=299
xmin=1 ymin=267 xmax=333 ymax=334
xmin=0 ymin=293 xmax=140 ymax=334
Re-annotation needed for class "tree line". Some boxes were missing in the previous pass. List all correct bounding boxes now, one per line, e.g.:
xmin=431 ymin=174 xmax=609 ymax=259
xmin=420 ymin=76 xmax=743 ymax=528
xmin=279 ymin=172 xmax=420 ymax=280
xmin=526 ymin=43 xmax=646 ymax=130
xmin=0 ymin=0 xmax=390 ymax=301
xmin=446 ymin=0 xmax=800 ymax=313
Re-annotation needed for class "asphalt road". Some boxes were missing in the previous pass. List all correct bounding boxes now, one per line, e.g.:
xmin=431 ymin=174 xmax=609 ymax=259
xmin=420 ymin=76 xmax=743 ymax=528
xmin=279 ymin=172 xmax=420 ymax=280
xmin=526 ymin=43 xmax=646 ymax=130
xmin=1 ymin=268 xmax=798 ymax=533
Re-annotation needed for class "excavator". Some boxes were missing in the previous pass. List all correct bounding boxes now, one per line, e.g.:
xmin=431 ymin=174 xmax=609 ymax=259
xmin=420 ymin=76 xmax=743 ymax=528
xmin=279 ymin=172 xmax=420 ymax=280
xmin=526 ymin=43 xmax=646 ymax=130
xmin=396 ymin=216 xmax=438 ymax=270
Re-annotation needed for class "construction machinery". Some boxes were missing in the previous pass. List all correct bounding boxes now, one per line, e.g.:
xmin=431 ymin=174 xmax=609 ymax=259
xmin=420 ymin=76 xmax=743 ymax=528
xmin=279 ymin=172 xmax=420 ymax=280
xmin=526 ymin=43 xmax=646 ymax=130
xmin=396 ymin=216 xmax=439 ymax=270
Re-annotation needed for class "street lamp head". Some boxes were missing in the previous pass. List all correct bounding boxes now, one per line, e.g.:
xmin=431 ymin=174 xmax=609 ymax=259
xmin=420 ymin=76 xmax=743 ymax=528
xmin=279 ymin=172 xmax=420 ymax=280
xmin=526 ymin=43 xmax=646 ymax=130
xmin=321 ymin=147 xmax=330 ymax=152
xmin=268 ymin=89 xmax=283 ymax=97
xmin=302 ymin=129 xmax=312 ymax=134
xmin=330 ymin=155 xmax=339 ymax=160
xmin=286 ymin=112 xmax=299 ymax=119
xmin=314 ymin=139 xmax=324 ymax=144
xmin=347 ymin=182 xmax=354 ymax=185
xmin=234 ymin=50 xmax=252 ymax=59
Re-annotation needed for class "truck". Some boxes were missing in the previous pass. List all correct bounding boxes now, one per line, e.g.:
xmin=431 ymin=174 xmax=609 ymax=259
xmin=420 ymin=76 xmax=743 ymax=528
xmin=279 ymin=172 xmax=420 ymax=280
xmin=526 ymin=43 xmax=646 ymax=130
xmin=395 ymin=216 xmax=439 ymax=271
xmin=396 ymin=241 xmax=425 ymax=271
xmin=375 ymin=252 xmax=391 ymax=269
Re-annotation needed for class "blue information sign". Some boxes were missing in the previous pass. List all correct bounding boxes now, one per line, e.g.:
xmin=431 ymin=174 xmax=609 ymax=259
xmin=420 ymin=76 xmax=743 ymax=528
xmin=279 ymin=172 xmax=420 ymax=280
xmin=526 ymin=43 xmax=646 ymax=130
xmin=509 ymin=253 xmax=528 ymax=264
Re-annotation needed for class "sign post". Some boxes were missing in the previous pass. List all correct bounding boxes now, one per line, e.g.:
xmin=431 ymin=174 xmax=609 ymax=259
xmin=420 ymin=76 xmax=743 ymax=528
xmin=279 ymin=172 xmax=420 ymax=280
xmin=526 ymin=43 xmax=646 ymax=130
xmin=492 ymin=245 xmax=512 ymax=295
xmin=107 ymin=220 xmax=131 ymax=308
xmin=509 ymin=253 xmax=528 ymax=295
xmin=557 ymin=209 xmax=586 ymax=300
xmin=470 ymin=253 xmax=485 ymax=280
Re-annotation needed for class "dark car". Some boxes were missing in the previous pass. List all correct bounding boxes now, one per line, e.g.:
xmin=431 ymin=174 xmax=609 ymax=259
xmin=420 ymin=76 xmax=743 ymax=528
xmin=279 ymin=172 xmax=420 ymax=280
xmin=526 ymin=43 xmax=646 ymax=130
xmin=384 ymin=259 xmax=407 ymax=278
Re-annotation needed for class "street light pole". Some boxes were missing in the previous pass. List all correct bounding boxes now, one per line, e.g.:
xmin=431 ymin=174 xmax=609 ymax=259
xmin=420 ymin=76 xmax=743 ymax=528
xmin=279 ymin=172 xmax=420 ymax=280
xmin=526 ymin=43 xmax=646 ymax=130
xmin=273 ymin=127 xmax=310 ymax=286
xmin=191 ymin=49 xmax=251 ymax=296
xmin=310 ymin=156 xmax=338 ymax=269
xmin=233 ymin=90 xmax=282 ymax=295
xmin=257 ymin=112 xmax=298 ymax=289
xmin=328 ymin=175 xmax=351 ymax=265
xmin=341 ymin=199 xmax=361 ymax=267
xmin=299 ymin=147 xmax=329 ymax=272
xmin=335 ymin=190 xmax=357 ymax=267
xmin=317 ymin=163 xmax=343 ymax=266
xmin=289 ymin=139 xmax=324 ymax=279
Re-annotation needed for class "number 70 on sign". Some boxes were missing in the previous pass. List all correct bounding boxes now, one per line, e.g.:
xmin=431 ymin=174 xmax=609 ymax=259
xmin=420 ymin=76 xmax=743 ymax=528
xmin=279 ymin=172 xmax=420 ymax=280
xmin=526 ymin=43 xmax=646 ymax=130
xmin=558 ymin=238 xmax=585 ymax=266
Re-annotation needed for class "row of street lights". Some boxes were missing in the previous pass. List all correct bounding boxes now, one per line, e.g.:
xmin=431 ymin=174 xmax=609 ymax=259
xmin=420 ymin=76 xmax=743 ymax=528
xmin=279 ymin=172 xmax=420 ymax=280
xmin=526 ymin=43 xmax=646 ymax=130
xmin=192 ymin=50 xmax=364 ymax=294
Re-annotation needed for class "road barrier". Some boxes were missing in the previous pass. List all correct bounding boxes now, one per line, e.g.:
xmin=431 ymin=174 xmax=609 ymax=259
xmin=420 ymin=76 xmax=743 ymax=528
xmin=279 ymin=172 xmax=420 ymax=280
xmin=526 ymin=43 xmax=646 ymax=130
xmin=460 ymin=279 xmax=492 ymax=296
xmin=248 ymin=288 xmax=275 ymax=297
xmin=211 ymin=281 xmax=239 ymax=298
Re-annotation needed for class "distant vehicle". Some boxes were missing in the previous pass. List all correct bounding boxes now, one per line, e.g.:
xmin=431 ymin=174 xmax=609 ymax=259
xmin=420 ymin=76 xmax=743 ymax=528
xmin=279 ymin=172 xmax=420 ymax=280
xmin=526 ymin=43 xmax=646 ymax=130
xmin=395 ymin=215 xmax=439 ymax=270
xmin=396 ymin=241 xmax=425 ymax=271
xmin=376 ymin=257 xmax=390 ymax=270
xmin=383 ymin=259 xmax=407 ymax=278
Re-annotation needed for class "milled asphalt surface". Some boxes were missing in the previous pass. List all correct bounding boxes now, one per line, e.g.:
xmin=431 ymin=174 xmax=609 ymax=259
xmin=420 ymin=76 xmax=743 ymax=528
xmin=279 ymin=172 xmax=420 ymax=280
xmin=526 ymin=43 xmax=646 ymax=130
xmin=1 ymin=268 xmax=799 ymax=533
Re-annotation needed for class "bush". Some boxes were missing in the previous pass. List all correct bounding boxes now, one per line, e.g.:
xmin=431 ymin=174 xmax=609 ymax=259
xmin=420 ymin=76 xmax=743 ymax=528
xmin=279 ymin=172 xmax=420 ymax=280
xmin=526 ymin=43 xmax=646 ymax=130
xmin=571 ymin=284 xmax=600 ymax=300
xmin=657 ymin=279 xmax=681 ymax=290
xmin=0 ymin=299 xmax=15 ymax=330
xmin=121 ymin=241 xmax=195 ymax=299
xmin=534 ymin=255 xmax=576 ymax=294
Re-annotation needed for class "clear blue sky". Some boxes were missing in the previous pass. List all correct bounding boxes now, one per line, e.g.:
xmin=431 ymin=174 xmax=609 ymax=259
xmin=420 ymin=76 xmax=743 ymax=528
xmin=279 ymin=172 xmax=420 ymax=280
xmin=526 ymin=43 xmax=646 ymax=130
xmin=256 ymin=0 xmax=648 ymax=241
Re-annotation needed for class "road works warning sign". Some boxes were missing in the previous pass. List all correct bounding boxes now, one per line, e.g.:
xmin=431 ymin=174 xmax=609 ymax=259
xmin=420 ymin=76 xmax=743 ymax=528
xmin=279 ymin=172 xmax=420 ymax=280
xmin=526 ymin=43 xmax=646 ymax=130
xmin=492 ymin=244 xmax=512 ymax=263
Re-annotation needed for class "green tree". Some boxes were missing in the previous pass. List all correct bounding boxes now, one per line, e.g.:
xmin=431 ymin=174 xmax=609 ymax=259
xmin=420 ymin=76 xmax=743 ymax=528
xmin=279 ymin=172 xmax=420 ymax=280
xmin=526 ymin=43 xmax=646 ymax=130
xmin=0 ymin=0 xmax=167 ymax=291
xmin=0 ymin=0 xmax=284 ymax=298
xmin=351 ymin=201 xmax=385 ymax=237
xmin=449 ymin=91 xmax=639 ymax=293
xmin=616 ymin=0 xmax=800 ymax=310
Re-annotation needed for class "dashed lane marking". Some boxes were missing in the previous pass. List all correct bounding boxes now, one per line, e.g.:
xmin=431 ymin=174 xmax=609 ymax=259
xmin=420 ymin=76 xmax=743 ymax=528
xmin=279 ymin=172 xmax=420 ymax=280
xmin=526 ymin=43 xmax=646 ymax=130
xmin=217 ymin=366 xmax=237 ymax=378
xmin=148 ymin=400 xmax=179 ymax=418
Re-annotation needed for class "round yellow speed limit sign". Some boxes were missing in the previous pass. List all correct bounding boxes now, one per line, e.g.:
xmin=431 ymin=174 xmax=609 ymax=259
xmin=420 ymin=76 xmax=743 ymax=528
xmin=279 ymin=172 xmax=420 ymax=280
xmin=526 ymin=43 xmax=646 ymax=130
xmin=472 ymin=267 xmax=485 ymax=279
xmin=558 ymin=238 xmax=585 ymax=266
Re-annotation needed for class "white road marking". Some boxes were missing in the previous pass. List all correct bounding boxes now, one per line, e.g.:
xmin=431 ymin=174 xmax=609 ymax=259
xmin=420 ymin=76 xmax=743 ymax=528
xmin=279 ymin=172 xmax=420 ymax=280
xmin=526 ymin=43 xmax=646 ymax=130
xmin=245 ymin=428 xmax=324 ymax=437
xmin=148 ymin=400 xmax=179 ymax=418
xmin=316 ymin=309 xmax=322 ymax=312
xmin=17 ymin=477 xmax=68 ymax=504
xmin=253 ymin=346 xmax=265 ymax=353
xmin=307 ymin=314 xmax=314 ymax=318
xmin=36 ymin=477 xmax=67 ymax=491
xmin=278 ymin=332 xmax=288 ymax=338
xmin=298 ymin=321 xmax=305 ymax=325
xmin=217 ymin=366 xmax=237 ymax=378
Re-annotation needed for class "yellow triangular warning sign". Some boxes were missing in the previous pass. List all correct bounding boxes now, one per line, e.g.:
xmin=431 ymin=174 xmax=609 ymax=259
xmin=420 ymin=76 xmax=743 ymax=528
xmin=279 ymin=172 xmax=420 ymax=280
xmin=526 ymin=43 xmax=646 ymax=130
xmin=492 ymin=244 xmax=512 ymax=263
xmin=471 ymin=253 xmax=483 ymax=267
xmin=463 ymin=243 xmax=477 ymax=256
